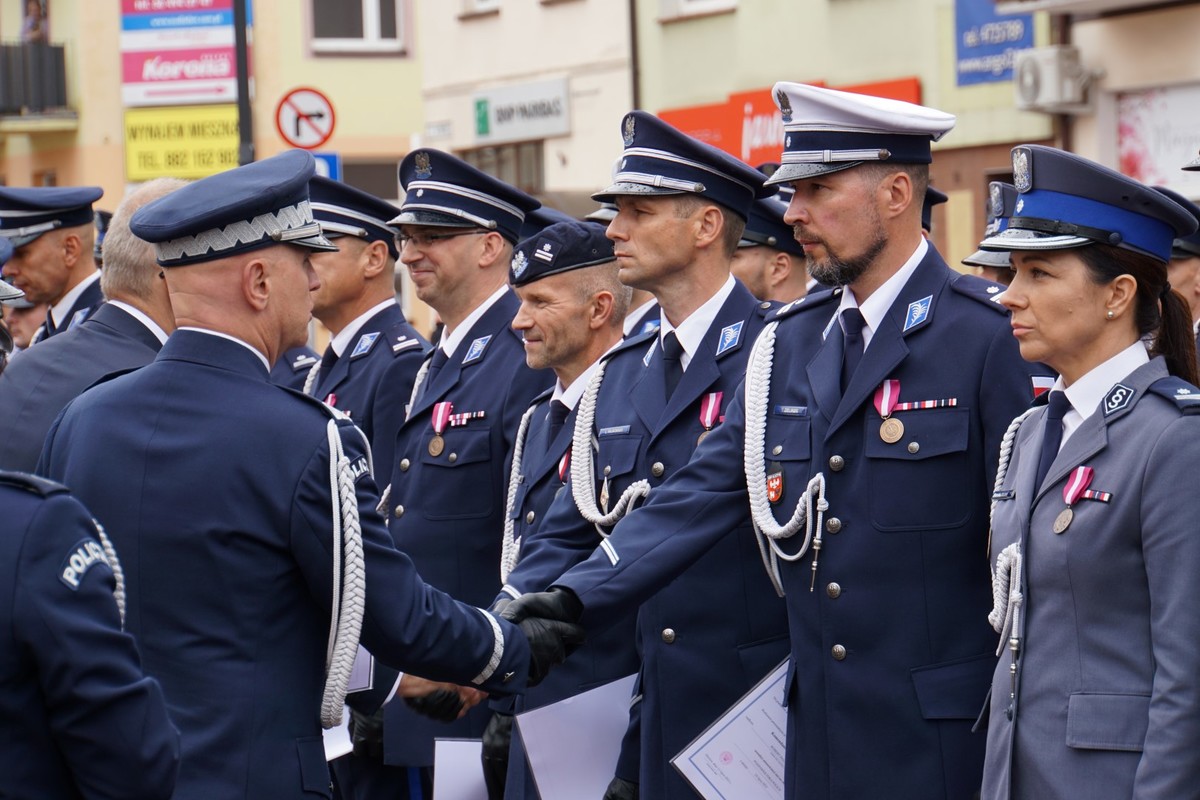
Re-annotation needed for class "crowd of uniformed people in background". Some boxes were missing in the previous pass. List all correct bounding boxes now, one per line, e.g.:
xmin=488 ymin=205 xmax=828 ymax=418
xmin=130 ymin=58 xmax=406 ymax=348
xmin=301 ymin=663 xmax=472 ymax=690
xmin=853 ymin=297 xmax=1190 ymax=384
xmin=4 ymin=81 xmax=1200 ymax=800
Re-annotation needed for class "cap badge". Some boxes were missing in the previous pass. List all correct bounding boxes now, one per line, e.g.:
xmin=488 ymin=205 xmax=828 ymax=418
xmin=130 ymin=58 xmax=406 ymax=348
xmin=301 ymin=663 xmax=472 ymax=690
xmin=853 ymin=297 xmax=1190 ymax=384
xmin=989 ymin=183 xmax=1004 ymax=218
xmin=623 ymin=115 xmax=636 ymax=147
xmin=511 ymin=250 xmax=529 ymax=279
xmin=1015 ymin=198 xmax=1024 ymax=215
xmin=1013 ymin=148 xmax=1032 ymax=193
xmin=533 ymin=239 xmax=558 ymax=265
xmin=775 ymin=88 xmax=793 ymax=123
xmin=414 ymin=152 xmax=433 ymax=180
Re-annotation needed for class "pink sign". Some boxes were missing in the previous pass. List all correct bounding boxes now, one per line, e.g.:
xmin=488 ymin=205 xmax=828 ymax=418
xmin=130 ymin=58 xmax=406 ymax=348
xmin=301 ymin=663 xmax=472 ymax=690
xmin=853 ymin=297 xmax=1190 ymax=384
xmin=121 ymin=0 xmax=230 ymax=14
xmin=122 ymin=47 xmax=235 ymax=86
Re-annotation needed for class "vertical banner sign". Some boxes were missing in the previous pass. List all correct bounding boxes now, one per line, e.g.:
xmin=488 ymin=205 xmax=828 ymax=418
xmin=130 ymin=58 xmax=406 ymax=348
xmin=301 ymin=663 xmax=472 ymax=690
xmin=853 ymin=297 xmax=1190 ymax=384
xmin=120 ymin=0 xmax=252 ymax=107
xmin=955 ymin=0 xmax=1033 ymax=86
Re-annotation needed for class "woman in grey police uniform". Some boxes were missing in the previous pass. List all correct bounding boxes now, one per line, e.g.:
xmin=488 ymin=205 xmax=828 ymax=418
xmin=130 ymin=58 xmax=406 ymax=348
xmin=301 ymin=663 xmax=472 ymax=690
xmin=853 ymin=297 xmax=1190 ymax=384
xmin=981 ymin=144 xmax=1200 ymax=800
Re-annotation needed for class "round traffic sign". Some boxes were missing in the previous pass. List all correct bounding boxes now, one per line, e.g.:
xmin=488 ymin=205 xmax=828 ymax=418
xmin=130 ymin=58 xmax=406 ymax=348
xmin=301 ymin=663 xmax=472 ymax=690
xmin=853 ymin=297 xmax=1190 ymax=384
xmin=275 ymin=87 xmax=336 ymax=150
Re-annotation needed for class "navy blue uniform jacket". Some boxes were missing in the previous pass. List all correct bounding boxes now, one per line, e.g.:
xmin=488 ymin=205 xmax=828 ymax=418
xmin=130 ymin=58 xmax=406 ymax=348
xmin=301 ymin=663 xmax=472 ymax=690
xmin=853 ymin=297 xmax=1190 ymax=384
xmin=0 ymin=302 xmax=162 ymax=472
xmin=381 ymin=288 xmax=552 ymax=766
xmin=36 ymin=276 xmax=102 ymax=342
xmin=38 ymin=330 xmax=531 ymax=800
xmin=552 ymin=249 xmax=1042 ymax=799
xmin=516 ymin=281 xmax=789 ymax=799
xmin=0 ymin=472 xmax=179 ymax=799
xmin=271 ymin=344 xmax=319 ymax=390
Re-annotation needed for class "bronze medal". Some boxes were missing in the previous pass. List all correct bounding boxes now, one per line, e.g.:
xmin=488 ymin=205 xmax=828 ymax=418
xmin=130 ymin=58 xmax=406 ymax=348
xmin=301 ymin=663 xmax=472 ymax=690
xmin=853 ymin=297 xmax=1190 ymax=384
xmin=428 ymin=434 xmax=445 ymax=457
xmin=697 ymin=429 xmax=710 ymax=445
xmin=1053 ymin=507 xmax=1073 ymax=534
xmin=880 ymin=417 xmax=905 ymax=444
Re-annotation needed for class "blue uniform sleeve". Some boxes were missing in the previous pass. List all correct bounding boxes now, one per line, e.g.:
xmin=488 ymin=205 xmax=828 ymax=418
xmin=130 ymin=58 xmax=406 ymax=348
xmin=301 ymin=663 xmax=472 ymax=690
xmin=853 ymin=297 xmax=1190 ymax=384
xmin=613 ymin=673 xmax=642 ymax=783
xmin=15 ymin=495 xmax=180 ymax=799
xmin=290 ymin=419 xmax=531 ymax=697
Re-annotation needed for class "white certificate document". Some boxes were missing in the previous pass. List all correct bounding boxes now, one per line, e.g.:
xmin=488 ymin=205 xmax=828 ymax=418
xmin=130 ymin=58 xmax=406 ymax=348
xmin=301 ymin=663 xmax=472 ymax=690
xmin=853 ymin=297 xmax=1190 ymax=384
xmin=671 ymin=659 xmax=788 ymax=800
xmin=322 ymin=706 xmax=353 ymax=762
xmin=516 ymin=673 xmax=638 ymax=799
xmin=433 ymin=739 xmax=487 ymax=800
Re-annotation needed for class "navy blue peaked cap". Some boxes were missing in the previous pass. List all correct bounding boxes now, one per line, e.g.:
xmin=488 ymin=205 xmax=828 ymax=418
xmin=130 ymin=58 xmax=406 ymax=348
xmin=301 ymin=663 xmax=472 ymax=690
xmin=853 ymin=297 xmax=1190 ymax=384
xmin=1184 ymin=149 xmax=1200 ymax=172
xmin=593 ymin=110 xmax=771 ymax=220
xmin=0 ymin=185 xmax=104 ymax=248
xmin=739 ymin=193 xmax=803 ymax=257
xmin=309 ymin=175 xmax=402 ymax=260
xmin=1154 ymin=186 xmax=1200 ymax=258
xmin=131 ymin=150 xmax=336 ymax=267
xmin=519 ymin=205 xmax=576 ymax=243
xmin=584 ymin=203 xmax=618 ymax=224
xmin=393 ymin=149 xmax=540 ymax=244
xmin=0 ymin=239 xmax=24 ymax=303
xmin=981 ymin=145 xmax=1198 ymax=264
xmin=963 ymin=182 xmax=1018 ymax=269
xmin=922 ymin=186 xmax=947 ymax=233
xmin=510 ymin=220 xmax=615 ymax=288
xmin=0 ymin=237 xmax=11 ymax=266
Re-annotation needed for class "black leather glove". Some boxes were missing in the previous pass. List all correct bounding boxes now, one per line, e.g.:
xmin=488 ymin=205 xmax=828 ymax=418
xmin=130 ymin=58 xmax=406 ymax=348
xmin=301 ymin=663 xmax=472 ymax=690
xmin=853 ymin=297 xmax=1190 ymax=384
xmin=348 ymin=708 xmax=386 ymax=760
xmin=500 ymin=587 xmax=584 ymax=625
xmin=512 ymin=615 xmax=585 ymax=686
xmin=602 ymin=776 xmax=639 ymax=800
xmin=403 ymin=688 xmax=463 ymax=723
xmin=480 ymin=712 xmax=514 ymax=800
xmin=489 ymin=597 xmax=512 ymax=617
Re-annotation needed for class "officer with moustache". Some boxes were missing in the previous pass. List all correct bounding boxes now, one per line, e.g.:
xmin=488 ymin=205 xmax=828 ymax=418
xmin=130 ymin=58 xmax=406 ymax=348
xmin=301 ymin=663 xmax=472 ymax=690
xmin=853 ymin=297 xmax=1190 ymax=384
xmin=501 ymin=84 xmax=1045 ymax=799
xmin=481 ymin=220 xmax=632 ymax=799
xmin=0 ymin=186 xmax=104 ymax=344
xmin=37 ymin=151 xmax=580 ymax=800
xmin=504 ymin=111 xmax=790 ymax=800
xmin=356 ymin=150 xmax=552 ymax=798
xmin=303 ymin=175 xmax=428 ymax=462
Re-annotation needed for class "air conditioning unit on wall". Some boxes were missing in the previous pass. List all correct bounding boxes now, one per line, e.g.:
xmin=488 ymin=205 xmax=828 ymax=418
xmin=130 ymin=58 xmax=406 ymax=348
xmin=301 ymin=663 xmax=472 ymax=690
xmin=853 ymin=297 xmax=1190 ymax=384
xmin=1014 ymin=45 xmax=1095 ymax=114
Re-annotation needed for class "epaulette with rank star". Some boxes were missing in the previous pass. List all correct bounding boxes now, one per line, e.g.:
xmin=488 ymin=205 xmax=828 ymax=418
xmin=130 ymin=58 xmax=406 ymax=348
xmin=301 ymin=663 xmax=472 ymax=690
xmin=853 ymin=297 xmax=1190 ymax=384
xmin=948 ymin=272 xmax=1010 ymax=314
xmin=0 ymin=469 xmax=68 ymax=496
xmin=388 ymin=323 xmax=426 ymax=358
xmin=1146 ymin=376 xmax=1200 ymax=415
xmin=602 ymin=326 xmax=658 ymax=364
xmin=766 ymin=285 xmax=840 ymax=324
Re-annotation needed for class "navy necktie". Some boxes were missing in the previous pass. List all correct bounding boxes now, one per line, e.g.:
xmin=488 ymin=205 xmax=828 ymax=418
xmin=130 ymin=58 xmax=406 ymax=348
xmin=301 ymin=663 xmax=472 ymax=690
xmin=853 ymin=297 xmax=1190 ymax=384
xmin=546 ymin=400 xmax=569 ymax=444
xmin=839 ymin=308 xmax=866 ymax=393
xmin=1034 ymin=391 xmax=1071 ymax=490
xmin=661 ymin=332 xmax=684 ymax=399
xmin=317 ymin=346 xmax=338 ymax=385
xmin=416 ymin=347 xmax=449 ymax=405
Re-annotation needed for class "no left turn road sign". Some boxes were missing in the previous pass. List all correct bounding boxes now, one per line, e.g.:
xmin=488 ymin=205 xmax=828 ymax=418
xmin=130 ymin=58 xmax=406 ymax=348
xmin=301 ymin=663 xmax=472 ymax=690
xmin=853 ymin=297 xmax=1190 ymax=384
xmin=275 ymin=87 xmax=336 ymax=150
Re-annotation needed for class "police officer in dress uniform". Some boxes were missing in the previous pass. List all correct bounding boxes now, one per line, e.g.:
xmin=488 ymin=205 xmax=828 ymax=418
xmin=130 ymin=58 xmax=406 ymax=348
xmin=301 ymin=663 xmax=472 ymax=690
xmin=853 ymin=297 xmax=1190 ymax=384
xmin=980 ymin=146 xmax=1200 ymax=800
xmin=303 ymin=175 xmax=428 ymax=463
xmin=501 ymin=83 xmax=1048 ymax=800
xmin=0 ymin=470 xmax=181 ymax=799
xmin=348 ymin=150 xmax=553 ymax=799
xmin=479 ymin=221 xmax=631 ymax=799
xmin=963 ymin=182 xmax=1018 ymax=286
xmin=2 ymin=275 xmax=49 ymax=355
xmin=0 ymin=178 xmax=184 ymax=472
xmin=1152 ymin=187 xmax=1200 ymax=370
xmin=586 ymin=194 xmax=660 ymax=340
xmin=35 ymin=150 xmax=581 ymax=800
xmin=730 ymin=192 xmax=812 ymax=304
xmin=0 ymin=186 xmax=105 ymax=344
xmin=502 ymin=110 xmax=791 ymax=800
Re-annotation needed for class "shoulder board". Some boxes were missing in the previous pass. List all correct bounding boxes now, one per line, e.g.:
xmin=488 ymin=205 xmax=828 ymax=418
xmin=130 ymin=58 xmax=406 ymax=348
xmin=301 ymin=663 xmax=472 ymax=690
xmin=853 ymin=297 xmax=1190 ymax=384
xmin=279 ymin=385 xmax=352 ymax=422
xmin=290 ymin=351 xmax=319 ymax=371
xmin=948 ymin=273 xmax=1010 ymax=314
xmin=604 ymin=328 xmax=657 ymax=362
xmin=84 ymin=366 xmax=141 ymax=392
xmin=767 ymin=287 xmax=840 ymax=324
xmin=387 ymin=323 xmax=427 ymax=358
xmin=1145 ymin=376 xmax=1200 ymax=414
xmin=754 ymin=299 xmax=780 ymax=319
xmin=0 ymin=470 xmax=69 ymax=497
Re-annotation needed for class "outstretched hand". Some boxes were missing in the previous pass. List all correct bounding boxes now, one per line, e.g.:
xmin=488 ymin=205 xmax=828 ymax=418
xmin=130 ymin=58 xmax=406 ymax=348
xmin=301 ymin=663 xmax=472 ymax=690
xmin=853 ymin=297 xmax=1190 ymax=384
xmin=500 ymin=589 xmax=586 ymax=686
xmin=399 ymin=674 xmax=486 ymax=722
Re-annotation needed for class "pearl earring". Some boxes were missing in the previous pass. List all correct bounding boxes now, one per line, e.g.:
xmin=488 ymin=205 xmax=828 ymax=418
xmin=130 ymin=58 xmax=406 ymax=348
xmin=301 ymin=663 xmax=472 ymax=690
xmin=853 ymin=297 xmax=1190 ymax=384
xmin=1106 ymin=310 xmax=1115 ymax=319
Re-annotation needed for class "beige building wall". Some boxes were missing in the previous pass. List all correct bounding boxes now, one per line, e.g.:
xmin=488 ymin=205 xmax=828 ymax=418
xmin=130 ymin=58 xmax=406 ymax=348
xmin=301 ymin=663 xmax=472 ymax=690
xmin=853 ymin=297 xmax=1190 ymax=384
xmin=414 ymin=0 xmax=633 ymax=198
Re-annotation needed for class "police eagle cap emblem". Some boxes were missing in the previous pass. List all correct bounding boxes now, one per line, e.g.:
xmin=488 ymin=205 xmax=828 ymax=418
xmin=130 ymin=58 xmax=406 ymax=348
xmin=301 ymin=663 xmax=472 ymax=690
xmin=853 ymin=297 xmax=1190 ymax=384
xmin=775 ymin=88 xmax=793 ymax=123
xmin=989 ymin=182 xmax=1005 ymax=218
xmin=1013 ymin=148 xmax=1032 ymax=193
xmin=414 ymin=151 xmax=433 ymax=179
xmin=623 ymin=115 xmax=636 ymax=147
xmin=511 ymin=250 xmax=529 ymax=279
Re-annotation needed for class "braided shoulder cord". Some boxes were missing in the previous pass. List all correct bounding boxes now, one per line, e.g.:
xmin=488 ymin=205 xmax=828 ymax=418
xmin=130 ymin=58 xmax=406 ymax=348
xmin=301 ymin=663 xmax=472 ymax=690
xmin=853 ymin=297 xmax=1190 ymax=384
xmin=90 ymin=519 xmax=126 ymax=628
xmin=500 ymin=403 xmax=538 ymax=583
xmin=570 ymin=358 xmax=650 ymax=537
xmin=302 ymin=359 xmax=321 ymax=397
xmin=742 ymin=320 xmax=828 ymax=596
xmin=987 ymin=407 xmax=1038 ymax=655
xmin=320 ymin=418 xmax=368 ymax=729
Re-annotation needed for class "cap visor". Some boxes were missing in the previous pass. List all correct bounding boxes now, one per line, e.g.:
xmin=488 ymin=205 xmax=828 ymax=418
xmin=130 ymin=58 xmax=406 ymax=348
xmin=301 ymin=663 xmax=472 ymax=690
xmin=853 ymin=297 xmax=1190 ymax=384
xmin=584 ymin=207 xmax=617 ymax=223
xmin=591 ymin=181 xmax=687 ymax=204
xmin=961 ymin=249 xmax=1011 ymax=269
xmin=388 ymin=209 xmax=482 ymax=229
xmin=291 ymin=232 xmax=339 ymax=252
xmin=1184 ymin=157 xmax=1200 ymax=172
xmin=0 ymin=282 xmax=25 ymax=302
xmin=0 ymin=231 xmax=47 ymax=249
xmin=979 ymin=228 xmax=1091 ymax=252
xmin=765 ymin=161 xmax=863 ymax=186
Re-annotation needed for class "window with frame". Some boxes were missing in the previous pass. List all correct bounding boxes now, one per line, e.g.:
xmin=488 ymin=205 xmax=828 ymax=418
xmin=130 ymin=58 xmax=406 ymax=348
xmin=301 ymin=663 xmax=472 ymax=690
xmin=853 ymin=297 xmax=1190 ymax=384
xmin=458 ymin=142 xmax=544 ymax=195
xmin=311 ymin=0 xmax=406 ymax=54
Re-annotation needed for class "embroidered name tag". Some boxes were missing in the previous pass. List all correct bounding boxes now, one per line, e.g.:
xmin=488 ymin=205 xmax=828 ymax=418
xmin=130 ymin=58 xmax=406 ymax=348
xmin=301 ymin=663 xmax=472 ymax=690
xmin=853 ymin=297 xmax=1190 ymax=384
xmin=599 ymin=425 xmax=631 ymax=437
xmin=774 ymin=405 xmax=808 ymax=416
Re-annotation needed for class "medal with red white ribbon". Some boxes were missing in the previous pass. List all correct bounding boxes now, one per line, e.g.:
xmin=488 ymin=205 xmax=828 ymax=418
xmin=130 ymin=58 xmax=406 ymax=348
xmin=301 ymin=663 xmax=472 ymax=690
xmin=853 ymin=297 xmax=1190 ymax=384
xmin=1053 ymin=465 xmax=1094 ymax=533
xmin=698 ymin=392 xmax=723 ymax=444
xmin=429 ymin=401 xmax=452 ymax=456
xmin=874 ymin=380 xmax=903 ymax=443
xmin=558 ymin=448 xmax=571 ymax=484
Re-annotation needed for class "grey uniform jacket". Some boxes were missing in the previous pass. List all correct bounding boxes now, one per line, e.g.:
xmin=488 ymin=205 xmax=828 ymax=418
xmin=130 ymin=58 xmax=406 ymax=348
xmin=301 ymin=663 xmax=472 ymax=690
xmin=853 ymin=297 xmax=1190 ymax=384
xmin=983 ymin=357 xmax=1200 ymax=800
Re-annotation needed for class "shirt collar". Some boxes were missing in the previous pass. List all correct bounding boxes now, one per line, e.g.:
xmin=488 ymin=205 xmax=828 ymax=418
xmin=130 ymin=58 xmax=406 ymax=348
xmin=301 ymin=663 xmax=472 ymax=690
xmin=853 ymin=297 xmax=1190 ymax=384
xmin=330 ymin=299 xmax=396 ymax=357
xmin=1054 ymin=340 xmax=1150 ymax=425
xmin=49 ymin=270 xmax=100 ymax=328
xmin=551 ymin=350 xmax=610 ymax=411
xmin=178 ymin=326 xmax=271 ymax=372
xmin=107 ymin=300 xmax=169 ymax=345
xmin=659 ymin=274 xmax=736 ymax=370
xmin=440 ymin=285 xmax=508 ymax=359
xmin=831 ymin=238 xmax=928 ymax=348
xmin=623 ymin=298 xmax=658 ymax=336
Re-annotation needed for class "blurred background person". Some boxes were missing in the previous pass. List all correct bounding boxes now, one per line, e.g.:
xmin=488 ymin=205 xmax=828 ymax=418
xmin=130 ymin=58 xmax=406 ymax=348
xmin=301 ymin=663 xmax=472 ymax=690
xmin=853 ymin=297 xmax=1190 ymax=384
xmin=729 ymin=191 xmax=811 ymax=304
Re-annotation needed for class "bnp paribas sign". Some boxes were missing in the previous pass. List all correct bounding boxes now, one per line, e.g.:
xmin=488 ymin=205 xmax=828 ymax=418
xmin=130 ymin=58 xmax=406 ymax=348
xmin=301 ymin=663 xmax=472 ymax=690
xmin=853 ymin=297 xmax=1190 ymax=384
xmin=473 ymin=78 xmax=570 ymax=145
